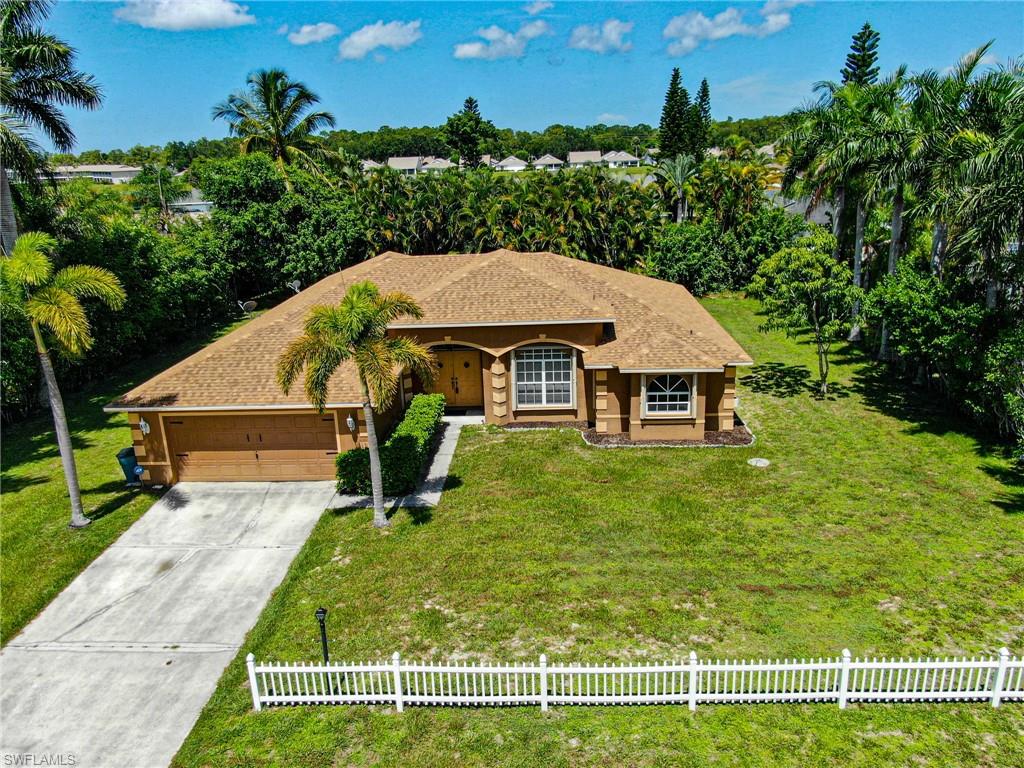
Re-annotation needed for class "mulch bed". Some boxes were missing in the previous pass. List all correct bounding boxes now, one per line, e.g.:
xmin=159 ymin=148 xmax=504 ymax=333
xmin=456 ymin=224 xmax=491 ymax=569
xmin=500 ymin=418 xmax=755 ymax=448
xmin=581 ymin=425 xmax=754 ymax=448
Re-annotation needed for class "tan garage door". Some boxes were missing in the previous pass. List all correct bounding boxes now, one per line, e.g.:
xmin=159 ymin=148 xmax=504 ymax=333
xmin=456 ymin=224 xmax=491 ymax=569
xmin=166 ymin=413 xmax=339 ymax=481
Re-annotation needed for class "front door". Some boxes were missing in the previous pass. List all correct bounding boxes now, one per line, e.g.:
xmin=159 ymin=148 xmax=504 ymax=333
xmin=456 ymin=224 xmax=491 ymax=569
xmin=434 ymin=348 xmax=483 ymax=408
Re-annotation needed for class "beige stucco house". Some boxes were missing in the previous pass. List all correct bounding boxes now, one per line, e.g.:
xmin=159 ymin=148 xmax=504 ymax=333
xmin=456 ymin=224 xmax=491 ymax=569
xmin=107 ymin=250 xmax=752 ymax=484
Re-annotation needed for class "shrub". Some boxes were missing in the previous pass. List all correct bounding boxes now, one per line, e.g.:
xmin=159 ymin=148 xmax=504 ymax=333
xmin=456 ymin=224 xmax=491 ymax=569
xmin=647 ymin=219 xmax=738 ymax=296
xmin=336 ymin=393 xmax=446 ymax=496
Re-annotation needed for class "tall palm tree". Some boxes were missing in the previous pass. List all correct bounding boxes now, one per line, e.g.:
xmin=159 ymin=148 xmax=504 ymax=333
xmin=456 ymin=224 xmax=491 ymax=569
xmin=0 ymin=232 xmax=125 ymax=527
xmin=655 ymin=154 xmax=699 ymax=222
xmin=212 ymin=69 xmax=337 ymax=190
xmin=0 ymin=0 xmax=102 ymax=252
xmin=277 ymin=281 xmax=436 ymax=528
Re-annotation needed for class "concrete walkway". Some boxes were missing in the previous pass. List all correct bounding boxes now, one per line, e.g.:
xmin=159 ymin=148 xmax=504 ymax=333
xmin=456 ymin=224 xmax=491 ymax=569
xmin=330 ymin=414 xmax=482 ymax=508
xmin=0 ymin=481 xmax=334 ymax=768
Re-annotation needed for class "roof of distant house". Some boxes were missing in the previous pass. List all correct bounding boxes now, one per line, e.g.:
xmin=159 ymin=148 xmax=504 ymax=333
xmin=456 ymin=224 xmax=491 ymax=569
xmin=109 ymin=249 xmax=752 ymax=410
xmin=567 ymin=150 xmax=602 ymax=164
xmin=386 ymin=156 xmax=423 ymax=170
xmin=495 ymin=155 xmax=527 ymax=168
xmin=50 ymin=164 xmax=141 ymax=173
xmin=601 ymin=150 xmax=640 ymax=163
xmin=361 ymin=159 xmax=382 ymax=169
xmin=422 ymin=157 xmax=456 ymax=170
xmin=532 ymin=154 xmax=564 ymax=166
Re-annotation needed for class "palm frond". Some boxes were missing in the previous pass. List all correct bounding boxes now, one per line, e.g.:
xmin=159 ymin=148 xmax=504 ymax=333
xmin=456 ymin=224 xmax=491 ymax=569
xmin=25 ymin=284 xmax=90 ymax=355
xmin=50 ymin=264 xmax=125 ymax=309
xmin=5 ymin=232 xmax=56 ymax=285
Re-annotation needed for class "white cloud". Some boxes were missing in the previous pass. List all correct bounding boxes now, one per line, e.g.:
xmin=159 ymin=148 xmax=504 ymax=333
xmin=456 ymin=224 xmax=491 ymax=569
xmin=454 ymin=20 xmax=551 ymax=60
xmin=338 ymin=20 xmax=422 ymax=60
xmin=596 ymin=112 xmax=627 ymax=123
xmin=524 ymin=1 xmax=553 ymax=16
xmin=662 ymin=1 xmax=809 ymax=56
xmin=943 ymin=51 xmax=999 ymax=74
xmin=569 ymin=19 xmax=633 ymax=54
xmin=114 ymin=0 xmax=255 ymax=31
xmin=285 ymin=22 xmax=341 ymax=46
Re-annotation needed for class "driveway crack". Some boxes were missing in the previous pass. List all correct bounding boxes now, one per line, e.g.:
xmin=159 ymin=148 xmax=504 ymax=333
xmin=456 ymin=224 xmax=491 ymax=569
xmin=50 ymin=549 xmax=199 ymax=642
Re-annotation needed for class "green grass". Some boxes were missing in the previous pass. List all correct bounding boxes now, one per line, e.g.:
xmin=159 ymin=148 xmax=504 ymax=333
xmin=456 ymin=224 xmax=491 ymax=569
xmin=0 ymin=318 xmax=253 ymax=645
xmin=173 ymin=295 xmax=1023 ymax=767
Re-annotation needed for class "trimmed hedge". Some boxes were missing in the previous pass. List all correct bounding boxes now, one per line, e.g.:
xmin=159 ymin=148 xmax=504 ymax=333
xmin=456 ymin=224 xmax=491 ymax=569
xmin=335 ymin=393 xmax=446 ymax=496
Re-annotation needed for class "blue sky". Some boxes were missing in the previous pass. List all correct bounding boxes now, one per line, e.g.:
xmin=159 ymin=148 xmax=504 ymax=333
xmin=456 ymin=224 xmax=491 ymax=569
xmin=49 ymin=1 xmax=1023 ymax=152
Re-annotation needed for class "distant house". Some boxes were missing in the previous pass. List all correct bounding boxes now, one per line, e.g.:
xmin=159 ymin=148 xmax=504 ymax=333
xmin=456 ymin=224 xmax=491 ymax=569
xmin=479 ymin=154 xmax=497 ymax=168
xmin=601 ymin=150 xmax=640 ymax=168
xmin=387 ymin=156 xmax=424 ymax=176
xmin=48 ymin=164 xmax=141 ymax=184
xmin=567 ymin=151 xmax=603 ymax=168
xmin=422 ymin=157 xmax=457 ymax=173
xmin=531 ymin=154 xmax=564 ymax=172
xmin=495 ymin=155 xmax=528 ymax=172
xmin=168 ymin=188 xmax=213 ymax=216
xmin=360 ymin=159 xmax=382 ymax=172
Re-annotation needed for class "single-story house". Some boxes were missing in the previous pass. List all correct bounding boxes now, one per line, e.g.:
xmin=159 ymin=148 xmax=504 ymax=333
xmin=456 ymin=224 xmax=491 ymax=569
xmin=495 ymin=155 xmax=528 ymax=172
xmin=479 ymin=154 xmax=497 ymax=168
xmin=386 ymin=156 xmax=424 ymax=175
xmin=47 ymin=164 xmax=141 ymax=184
xmin=360 ymin=159 xmax=382 ymax=171
xmin=107 ymin=250 xmax=751 ymax=484
xmin=422 ymin=157 xmax=457 ymax=173
xmin=601 ymin=150 xmax=641 ymax=168
xmin=167 ymin=188 xmax=213 ymax=216
xmin=532 ymin=154 xmax=564 ymax=171
xmin=567 ymin=150 xmax=603 ymax=168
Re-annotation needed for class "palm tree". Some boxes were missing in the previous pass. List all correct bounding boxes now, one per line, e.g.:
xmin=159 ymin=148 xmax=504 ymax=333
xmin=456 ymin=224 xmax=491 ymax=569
xmin=212 ymin=68 xmax=337 ymax=190
xmin=277 ymin=281 xmax=436 ymax=528
xmin=0 ymin=0 xmax=102 ymax=252
xmin=655 ymin=154 xmax=699 ymax=222
xmin=0 ymin=232 xmax=125 ymax=527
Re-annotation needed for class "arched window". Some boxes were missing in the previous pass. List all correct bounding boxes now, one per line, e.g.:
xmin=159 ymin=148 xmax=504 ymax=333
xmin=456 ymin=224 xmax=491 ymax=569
xmin=643 ymin=374 xmax=692 ymax=416
xmin=512 ymin=345 xmax=575 ymax=408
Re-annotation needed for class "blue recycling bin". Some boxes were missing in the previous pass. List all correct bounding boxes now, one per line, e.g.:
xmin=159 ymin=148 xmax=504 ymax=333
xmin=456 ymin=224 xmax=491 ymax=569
xmin=117 ymin=447 xmax=139 ymax=483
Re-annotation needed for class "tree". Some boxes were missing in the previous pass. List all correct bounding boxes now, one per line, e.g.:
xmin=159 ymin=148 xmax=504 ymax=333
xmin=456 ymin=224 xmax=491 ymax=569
xmin=441 ymin=97 xmax=497 ymax=168
xmin=841 ymin=22 xmax=881 ymax=86
xmin=0 ymin=0 xmax=102 ymax=252
xmin=659 ymin=68 xmax=690 ymax=160
xmin=0 ymin=232 xmax=125 ymax=527
xmin=694 ymin=79 xmax=712 ymax=157
xmin=655 ymin=154 xmax=699 ymax=222
xmin=212 ymin=69 xmax=336 ymax=190
xmin=129 ymin=164 xmax=190 ymax=230
xmin=748 ymin=228 xmax=861 ymax=394
xmin=277 ymin=281 xmax=436 ymax=528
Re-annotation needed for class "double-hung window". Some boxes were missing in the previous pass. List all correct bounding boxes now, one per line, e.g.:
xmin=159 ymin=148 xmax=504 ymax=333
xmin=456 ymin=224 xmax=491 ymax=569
xmin=643 ymin=374 xmax=693 ymax=416
xmin=513 ymin=346 xmax=574 ymax=408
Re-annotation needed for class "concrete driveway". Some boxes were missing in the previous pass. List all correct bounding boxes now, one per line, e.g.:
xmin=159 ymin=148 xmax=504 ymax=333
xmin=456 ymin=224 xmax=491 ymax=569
xmin=0 ymin=481 xmax=334 ymax=768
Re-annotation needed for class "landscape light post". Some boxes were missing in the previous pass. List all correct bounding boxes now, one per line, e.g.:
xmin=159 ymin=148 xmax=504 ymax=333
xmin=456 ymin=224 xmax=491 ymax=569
xmin=315 ymin=607 xmax=329 ymax=664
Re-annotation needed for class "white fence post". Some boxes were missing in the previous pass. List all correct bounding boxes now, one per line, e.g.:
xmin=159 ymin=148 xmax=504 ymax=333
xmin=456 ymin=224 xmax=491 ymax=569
xmin=688 ymin=651 xmax=699 ymax=711
xmin=991 ymin=647 xmax=1009 ymax=708
xmin=392 ymin=651 xmax=404 ymax=712
xmin=246 ymin=653 xmax=261 ymax=712
xmin=539 ymin=654 xmax=549 ymax=712
xmin=838 ymin=649 xmax=851 ymax=709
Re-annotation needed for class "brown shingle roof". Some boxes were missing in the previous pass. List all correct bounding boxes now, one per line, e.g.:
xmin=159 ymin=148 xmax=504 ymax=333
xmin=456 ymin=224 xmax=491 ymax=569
xmin=108 ymin=250 xmax=751 ymax=410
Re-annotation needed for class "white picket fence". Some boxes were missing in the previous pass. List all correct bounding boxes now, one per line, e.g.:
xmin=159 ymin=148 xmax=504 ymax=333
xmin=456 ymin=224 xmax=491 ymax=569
xmin=246 ymin=648 xmax=1023 ymax=712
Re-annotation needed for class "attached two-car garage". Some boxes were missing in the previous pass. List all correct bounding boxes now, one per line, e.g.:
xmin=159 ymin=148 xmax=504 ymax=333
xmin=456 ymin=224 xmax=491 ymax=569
xmin=164 ymin=413 xmax=340 ymax=481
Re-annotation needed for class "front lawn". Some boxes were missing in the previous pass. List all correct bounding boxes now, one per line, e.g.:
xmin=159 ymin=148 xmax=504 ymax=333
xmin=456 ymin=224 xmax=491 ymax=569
xmin=0 ymin=319 xmax=253 ymax=645
xmin=175 ymin=295 xmax=1023 ymax=767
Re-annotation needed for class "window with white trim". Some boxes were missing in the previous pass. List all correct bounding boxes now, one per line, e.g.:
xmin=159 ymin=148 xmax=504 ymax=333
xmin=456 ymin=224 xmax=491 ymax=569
xmin=513 ymin=346 xmax=574 ymax=408
xmin=643 ymin=374 xmax=692 ymax=416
